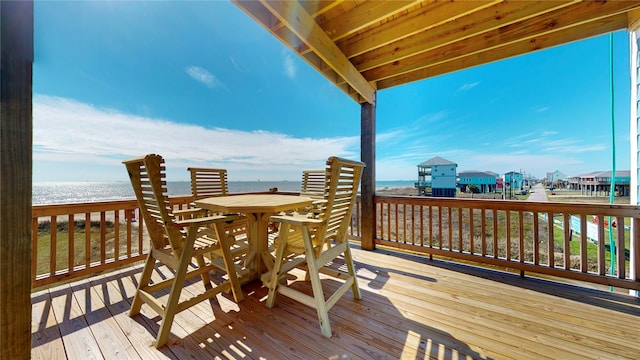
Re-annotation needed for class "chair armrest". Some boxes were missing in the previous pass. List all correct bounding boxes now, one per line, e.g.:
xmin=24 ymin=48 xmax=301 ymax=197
xmin=270 ymin=214 xmax=323 ymax=227
xmin=173 ymin=207 xmax=205 ymax=217
xmin=170 ymin=214 xmax=240 ymax=228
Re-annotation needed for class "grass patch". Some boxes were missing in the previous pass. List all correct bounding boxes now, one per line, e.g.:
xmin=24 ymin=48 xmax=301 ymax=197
xmin=35 ymin=219 xmax=144 ymax=276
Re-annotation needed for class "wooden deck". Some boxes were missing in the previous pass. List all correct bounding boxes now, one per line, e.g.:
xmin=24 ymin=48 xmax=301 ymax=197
xmin=32 ymin=245 xmax=640 ymax=359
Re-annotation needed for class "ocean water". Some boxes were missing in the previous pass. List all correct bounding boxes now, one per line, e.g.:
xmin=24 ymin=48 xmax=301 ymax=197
xmin=32 ymin=180 xmax=416 ymax=205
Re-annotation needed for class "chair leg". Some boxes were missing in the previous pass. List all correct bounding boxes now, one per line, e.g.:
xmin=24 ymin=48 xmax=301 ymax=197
xmin=302 ymin=226 xmax=332 ymax=337
xmin=213 ymin=222 xmax=244 ymax=302
xmin=342 ymin=244 xmax=361 ymax=300
xmin=195 ymin=254 xmax=213 ymax=291
xmin=129 ymin=253 xmax=156 ymax=316
xmin=266 ymin=223 xmax=291 ymax=308
xmin=155 ymin=245 xmax=194 ymax=348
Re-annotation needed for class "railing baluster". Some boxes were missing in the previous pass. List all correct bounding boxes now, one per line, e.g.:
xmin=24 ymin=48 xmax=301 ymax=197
xmin=597 ymin=217 xmax=605 ymax=275
xmin=138 ymin=209 xmax=144 ymax=255
xmin=580 ymin=214 xmax=588 ymax=273
xmin=547 ymin=211 xmax=554 ymax=268
xmin=634 ymin=218 xmax=640 ymax=281
xmin=493 ymin=209 xmax=499 ymax=259
xmin=419 ymin=205 xmax=424 ymax=247
xmin=469 ymin=208 xmax=474 ymax=255
xmin=127 ymin=209 xmax=133 ymax=257
xmin=114 ymin=210 xmax=120 ymax=260
xmin=428 ymin=206 xmax=433 ymax=249
xmin=31 ymin=217 xmax=38 ymax=285
xmin=617 ymin=216 xmax=625 ymax=279
xmin=518 ymin=211 xmax=528 ymax=265
xmin=402 ymin=203 xmax=407 ymax=244
xmin=458 ymin=207 xmax=463 ymax=252
xmin=479 ymin=208 xmax=485 ymax=256
xmin=563 ymin=213 xmax=571 ymax=270
xmin=448 ymin=207 xmax=453 ymax=251
xmin=506 ymin=210 xmax=511 ymax=261
xmin=50 ymin=216 xmax=57 ymax=277
xmin=411 ymin=204 xmax=416 ymax=245
xmin=100 ymin=211 xmax=106 ymax=265
xmin=85 ymin=212 xmax=91 ymax=268
xmin=69 ymin=214 xmax=75 ymax=275
xmin=438 ymin=206 xmax=443 ymax=250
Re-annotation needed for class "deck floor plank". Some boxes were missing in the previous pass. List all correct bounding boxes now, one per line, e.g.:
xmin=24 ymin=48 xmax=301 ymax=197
xmin=48 ymin=283 xmax=105 ymax=359
xmin=89 ymin=270 xmax=178 ymax=360
xmin=31 ymin=289 xmax=66 ymax=360
xmin=70 ymin=280 xmax=143 ymax=359
xmin=31 ymin=246 xmax=640 ymax=359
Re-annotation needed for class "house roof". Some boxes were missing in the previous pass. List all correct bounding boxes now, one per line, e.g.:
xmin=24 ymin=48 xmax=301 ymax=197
xmin=591 ymin=170 xmax=631 ymax=178
xmin=417 ymin=156 xmax=457 ymax=167
xmin=232 ymin=1 xmax=640 ymax=104
xmin=458 ymin=171 xmax=497 ymax=178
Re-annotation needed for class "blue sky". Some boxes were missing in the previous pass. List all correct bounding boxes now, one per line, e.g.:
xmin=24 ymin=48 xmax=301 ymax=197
xmin=33 ymin=1 xmax=631 ymax=182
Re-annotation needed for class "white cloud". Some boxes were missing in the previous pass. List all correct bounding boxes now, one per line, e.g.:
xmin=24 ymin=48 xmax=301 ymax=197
xmin=457 ymin=81 xmax=480 ymax=92
xmin=33 ymin=95 xmax=358 ymax=181
xmin=185 ymin=66 xmax=228 ymax=91
xmin=283 ymin=52 xmax=297 ymax=79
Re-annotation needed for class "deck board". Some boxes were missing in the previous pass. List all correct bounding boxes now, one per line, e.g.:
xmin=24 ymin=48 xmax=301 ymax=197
xmin=32 ymin=246 xmax=640 ymax=359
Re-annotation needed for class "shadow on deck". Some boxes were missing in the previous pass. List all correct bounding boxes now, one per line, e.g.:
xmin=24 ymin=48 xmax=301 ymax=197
xmin=32 ymin=245 xmax=640 ymax=359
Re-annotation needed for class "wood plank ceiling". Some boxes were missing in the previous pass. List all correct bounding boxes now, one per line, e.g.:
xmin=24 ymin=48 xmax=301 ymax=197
xmin=233 ymin=0 xmax=640 ymax=104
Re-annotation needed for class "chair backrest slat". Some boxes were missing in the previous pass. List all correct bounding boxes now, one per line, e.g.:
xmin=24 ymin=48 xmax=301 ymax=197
xmin=188 ymin=167 xmax=228 ymax=200
xmin=316 ymin=157 xmax=364 ymax=244
xmin=300 ymin=169 xmax=326 ymax=199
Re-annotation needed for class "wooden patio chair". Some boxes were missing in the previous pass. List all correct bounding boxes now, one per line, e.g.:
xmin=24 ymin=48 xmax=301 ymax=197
xmin=188 ymin=167 xmax=228 ymax=199
xmin=123 ymin=154 xmax=244 ymax=348
xmin=186 ymin=167 xmax=249 ymax=259
xmin=264 ymin=156 xmax=364 ymax=337
xmin=300 ymin=169 xmax=326 ymax=199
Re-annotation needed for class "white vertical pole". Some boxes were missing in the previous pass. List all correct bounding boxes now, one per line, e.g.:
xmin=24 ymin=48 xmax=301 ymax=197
xmin=629 ymin=30 xmax=639 ymax=296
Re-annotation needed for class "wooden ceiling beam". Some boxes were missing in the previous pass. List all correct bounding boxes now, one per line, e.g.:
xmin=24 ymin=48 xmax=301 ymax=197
xmin=338 ymin=0 xmax=500 ymax=59
xmin=317 ymin=0 xmax=419 ymax=42
xmin=363 ymin=0 xmax=632 ymax=82
xmin=258 ymin=0 xmax=376 ymax=104
xmin=352 ymin=0 xmax=578 ymax=72
xmin=376 ymin=13 xmax=629 ymax=90
xmin=234 ymin=0 xmax=361 ymax=103
xmin=273 ymin=0 xmax=344 ymax=32
xmin=629 ymin=8 xmax=640 ymax=31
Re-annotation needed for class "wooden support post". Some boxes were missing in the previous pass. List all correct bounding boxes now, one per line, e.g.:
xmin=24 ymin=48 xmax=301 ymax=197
xmin=1 ymin=1 xmax=34 ymax=359
xmin=360 ymin=100 xmax=376 ymax=251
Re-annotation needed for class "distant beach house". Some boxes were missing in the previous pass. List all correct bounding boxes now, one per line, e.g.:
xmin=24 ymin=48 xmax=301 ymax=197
xmin=503 ymin=171 xmax=524 ymax=192
xmin=458 ymin=170 xmax=498 ymax=193
xmin=546 ymin=170 xmax=567 ymax=188
xmin=567 ymin=170 xmax=631 ymax=196
xmin=415 ymin=156 xmax=457 ymax=197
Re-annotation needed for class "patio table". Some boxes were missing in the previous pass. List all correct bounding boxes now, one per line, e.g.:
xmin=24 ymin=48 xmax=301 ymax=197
xmin=194 ymin=194 xmax=314 ymax=280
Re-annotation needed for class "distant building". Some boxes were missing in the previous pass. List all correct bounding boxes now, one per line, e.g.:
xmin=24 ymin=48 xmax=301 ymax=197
xmin=503 ymin=171 xmax=524 ymax=192
xmin=458 ymin=170 xmax=498 ymax=193
xmin=546 ymin=170 xmax=567 ymax=188
xmin=415 ymin=156 xmax=457 ymax=197
xmin=567 ymin=170 xmax=630 ymax=196
xmin=496 ymin=177 xmax=504 ymax=191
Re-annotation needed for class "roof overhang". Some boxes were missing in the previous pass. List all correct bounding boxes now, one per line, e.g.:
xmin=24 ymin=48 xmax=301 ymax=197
xmin=233 ymin=0 xmax=640 ymax=105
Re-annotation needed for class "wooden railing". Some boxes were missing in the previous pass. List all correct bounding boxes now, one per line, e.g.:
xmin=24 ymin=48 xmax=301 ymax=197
xmin=31 ymin=196 xmax=192 ymax=289
xmin=368 ymin=195 xmax=640 ymax=291
xmin=32 ymin=194 xmax=640 ymax=291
